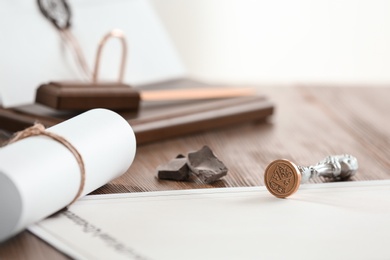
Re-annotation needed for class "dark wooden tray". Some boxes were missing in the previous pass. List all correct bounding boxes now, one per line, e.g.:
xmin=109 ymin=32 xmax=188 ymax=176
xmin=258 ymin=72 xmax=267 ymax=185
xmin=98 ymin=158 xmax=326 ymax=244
xmin=0 ymin=79 xmax=274 ymax=145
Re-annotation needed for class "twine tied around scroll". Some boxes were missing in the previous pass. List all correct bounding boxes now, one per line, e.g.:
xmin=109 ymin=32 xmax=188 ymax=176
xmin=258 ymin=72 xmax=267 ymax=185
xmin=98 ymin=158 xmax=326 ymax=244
xmin=5 ymin=123 xmax=85 ymax=205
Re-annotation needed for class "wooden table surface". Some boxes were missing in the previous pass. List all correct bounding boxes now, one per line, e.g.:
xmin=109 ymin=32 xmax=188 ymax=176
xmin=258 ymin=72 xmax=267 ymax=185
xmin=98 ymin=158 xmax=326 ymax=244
xmin=1 ymin=86 xmax=389 ymax=259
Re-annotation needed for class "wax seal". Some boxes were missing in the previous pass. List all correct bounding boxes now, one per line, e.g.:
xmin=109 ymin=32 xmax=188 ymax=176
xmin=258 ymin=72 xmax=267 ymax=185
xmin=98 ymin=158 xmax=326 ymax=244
xmin=264 ymin=159 xmax=301 ymax=198
xmin=264 ymin=154 xmax=358 ymax=198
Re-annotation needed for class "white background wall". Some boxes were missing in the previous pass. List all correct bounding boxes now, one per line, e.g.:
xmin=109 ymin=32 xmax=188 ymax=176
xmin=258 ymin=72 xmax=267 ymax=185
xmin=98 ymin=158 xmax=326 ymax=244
xmin=151 ymin=0 xmax=390 ymax=85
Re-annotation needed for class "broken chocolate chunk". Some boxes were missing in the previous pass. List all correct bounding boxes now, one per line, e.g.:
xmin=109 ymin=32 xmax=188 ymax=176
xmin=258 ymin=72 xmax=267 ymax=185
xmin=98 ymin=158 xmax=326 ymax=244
xmin=187 ymin=146 xmax=228 ymax=183
xmin=157 ymin=158 xmax=190 ymax=181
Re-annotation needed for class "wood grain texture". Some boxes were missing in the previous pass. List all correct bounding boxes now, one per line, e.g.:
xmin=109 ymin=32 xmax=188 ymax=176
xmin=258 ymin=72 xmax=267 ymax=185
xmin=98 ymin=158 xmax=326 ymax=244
xmin=95 ymin=86 xmax=390 ymax=195
xmin=130 ymin=96 xmax=274 ymax=144
xmin=1 ymin=86 xmax=389 ymax=259
xmin=5 ymin=96 xmax=274 ymax=145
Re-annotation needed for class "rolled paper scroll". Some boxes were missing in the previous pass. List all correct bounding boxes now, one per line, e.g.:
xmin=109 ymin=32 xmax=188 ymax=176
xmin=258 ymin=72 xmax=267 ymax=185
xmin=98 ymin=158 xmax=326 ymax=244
xmin=0 ymin=109 xmax=136 ymax=242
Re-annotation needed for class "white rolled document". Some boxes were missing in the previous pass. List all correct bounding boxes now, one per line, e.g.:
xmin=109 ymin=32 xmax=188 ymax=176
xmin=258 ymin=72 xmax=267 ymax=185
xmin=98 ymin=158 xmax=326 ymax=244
xmin=0 ymin=109 xmax=137 ymax=242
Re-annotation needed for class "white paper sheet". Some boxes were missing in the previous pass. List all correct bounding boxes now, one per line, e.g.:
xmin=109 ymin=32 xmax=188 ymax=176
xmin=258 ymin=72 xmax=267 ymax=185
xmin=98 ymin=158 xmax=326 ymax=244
xmin=0 ymin=108 xmax=136 ymax=242
xmin=0 ymin=0 xmax=185 ymax=107
xmin=29 ymin=180 xmax=390 ymax=260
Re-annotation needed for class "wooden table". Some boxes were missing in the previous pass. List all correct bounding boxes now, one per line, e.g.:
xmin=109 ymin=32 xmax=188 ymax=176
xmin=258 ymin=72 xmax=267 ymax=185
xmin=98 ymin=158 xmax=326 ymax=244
xmin=1 ymin=86 xmax=389 ymax=259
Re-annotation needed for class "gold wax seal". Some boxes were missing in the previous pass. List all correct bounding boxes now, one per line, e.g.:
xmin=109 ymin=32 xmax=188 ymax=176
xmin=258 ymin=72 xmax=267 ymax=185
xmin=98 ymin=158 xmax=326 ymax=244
xmin=264 ymin=159 xmax=301 ymax=198
xmin=264 ymin=155 xmax=358 ymax=198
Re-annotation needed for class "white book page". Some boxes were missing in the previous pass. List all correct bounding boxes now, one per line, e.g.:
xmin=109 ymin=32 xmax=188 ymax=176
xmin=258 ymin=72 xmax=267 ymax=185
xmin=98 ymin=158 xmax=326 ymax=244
xmin=0 ymin=0 xmax=185 ymax=107
xmin=30 ymin=180 xmax=390 ymax=260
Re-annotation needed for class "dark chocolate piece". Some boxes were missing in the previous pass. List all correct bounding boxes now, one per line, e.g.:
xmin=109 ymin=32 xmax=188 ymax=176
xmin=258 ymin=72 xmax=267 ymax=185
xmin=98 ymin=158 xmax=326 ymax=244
xmin=157 ymin=158 xmax=190 ymax=181
xmin=187 ymin=146 xmax=228 ymax=183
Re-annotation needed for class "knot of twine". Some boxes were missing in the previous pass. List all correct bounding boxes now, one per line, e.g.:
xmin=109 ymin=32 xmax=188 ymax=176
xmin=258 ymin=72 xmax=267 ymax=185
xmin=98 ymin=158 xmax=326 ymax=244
xmin=6 ymin=123 xmax=85 ymax=205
